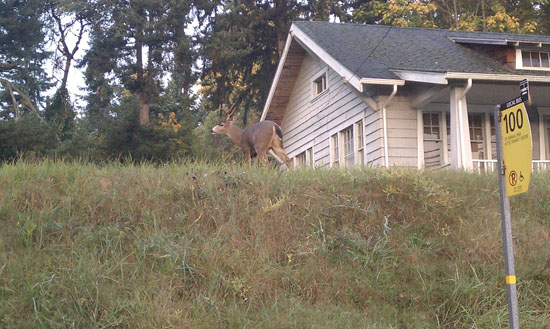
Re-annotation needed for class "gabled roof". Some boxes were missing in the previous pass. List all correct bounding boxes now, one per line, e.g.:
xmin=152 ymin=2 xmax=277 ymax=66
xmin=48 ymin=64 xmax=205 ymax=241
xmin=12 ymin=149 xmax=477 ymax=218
xmin=261 ymin=21 xmax=550 ymax=122
xmin=293 ymin=21 xmax=550 ymax=81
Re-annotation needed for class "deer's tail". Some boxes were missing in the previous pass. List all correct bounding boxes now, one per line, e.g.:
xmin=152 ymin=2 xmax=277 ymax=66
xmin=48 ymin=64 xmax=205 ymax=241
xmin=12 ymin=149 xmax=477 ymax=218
xmin=275 ymin=125 xmax=283 ymax=140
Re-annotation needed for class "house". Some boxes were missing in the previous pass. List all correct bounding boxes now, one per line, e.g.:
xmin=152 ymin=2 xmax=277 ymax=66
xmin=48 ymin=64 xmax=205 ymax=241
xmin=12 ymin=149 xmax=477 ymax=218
xmin=261 ymin=21 xmax=550 ymax=171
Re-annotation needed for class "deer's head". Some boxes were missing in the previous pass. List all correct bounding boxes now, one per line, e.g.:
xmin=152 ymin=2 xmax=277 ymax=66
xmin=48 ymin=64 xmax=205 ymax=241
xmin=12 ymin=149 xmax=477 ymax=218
xmin=211 ymin=104 xmax=239 ymax=135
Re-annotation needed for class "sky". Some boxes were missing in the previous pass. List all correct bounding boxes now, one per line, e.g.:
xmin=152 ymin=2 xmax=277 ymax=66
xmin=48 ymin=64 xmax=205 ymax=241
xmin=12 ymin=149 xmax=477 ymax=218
xmin=45 ymin=14 xmax=202 ymax=117
xmin=44 ymin=20 xmax=89 ymax=115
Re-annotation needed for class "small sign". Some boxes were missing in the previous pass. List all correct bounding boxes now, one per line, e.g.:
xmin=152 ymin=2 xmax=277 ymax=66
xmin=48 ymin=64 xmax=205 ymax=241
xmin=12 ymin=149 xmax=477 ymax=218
xmin=520 ymin=79 xmax=530 ymax=104
xmin=500 ymin=101 xmax=532 ymax=196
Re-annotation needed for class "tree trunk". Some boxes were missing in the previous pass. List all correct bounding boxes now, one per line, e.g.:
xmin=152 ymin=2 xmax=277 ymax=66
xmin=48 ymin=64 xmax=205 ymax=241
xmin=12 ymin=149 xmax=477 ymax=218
xmin=136 ymin=27 xmax=149 ymax=125
xmin=481 ymin=0 xmax=487 ymax=32
xmin=453 ymin=0 xmax=459 ymax=29
xmin=61 ymin=55 xmax=72 ymax=90
xmin=6 ymin=82 xmax=20 ymax=121
xmin=139 ymin=92 xmax=150 ymax=125
xmin=275 ymin=0 xmax=288 ymax=58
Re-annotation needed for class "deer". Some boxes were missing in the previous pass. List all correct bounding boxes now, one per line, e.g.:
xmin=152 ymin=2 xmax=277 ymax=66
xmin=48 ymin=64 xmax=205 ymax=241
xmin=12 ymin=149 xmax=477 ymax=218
xmin=211 ymin=104 xmax=291 ymax=168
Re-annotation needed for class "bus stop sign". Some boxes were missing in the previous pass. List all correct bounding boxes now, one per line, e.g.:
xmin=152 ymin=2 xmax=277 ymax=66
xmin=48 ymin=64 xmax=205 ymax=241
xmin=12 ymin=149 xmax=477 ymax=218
xmin=500 ymin=97 xmax=532 ymax=196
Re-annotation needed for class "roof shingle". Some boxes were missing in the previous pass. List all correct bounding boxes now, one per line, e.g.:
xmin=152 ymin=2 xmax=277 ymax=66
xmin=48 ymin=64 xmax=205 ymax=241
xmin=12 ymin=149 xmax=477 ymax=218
xmin=293 ymin=21 xmax=550 ymax=79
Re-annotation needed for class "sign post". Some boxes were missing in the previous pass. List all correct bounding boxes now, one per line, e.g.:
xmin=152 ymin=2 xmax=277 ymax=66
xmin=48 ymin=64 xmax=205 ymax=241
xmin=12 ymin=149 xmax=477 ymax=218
xmin=494 ymin=79 xmax=533 ymax=329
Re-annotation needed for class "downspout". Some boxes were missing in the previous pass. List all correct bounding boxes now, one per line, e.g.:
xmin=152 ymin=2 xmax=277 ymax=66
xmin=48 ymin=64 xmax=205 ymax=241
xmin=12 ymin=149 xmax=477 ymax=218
xmin=457 ymin=78 xmax=472 ymax=169
xmin=382 ymin=84 xmax=398 ymax=167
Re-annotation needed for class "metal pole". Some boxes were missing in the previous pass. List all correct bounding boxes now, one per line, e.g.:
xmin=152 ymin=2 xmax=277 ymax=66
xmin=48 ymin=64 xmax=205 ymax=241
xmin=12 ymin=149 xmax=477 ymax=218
xmin=494 ymin=105 xmax=520 ymax=329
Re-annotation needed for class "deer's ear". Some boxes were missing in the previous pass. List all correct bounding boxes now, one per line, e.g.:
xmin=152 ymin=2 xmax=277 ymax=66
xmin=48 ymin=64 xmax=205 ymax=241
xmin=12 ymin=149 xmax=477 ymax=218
xmin=231 ymin=112 xmax=240 ymax=122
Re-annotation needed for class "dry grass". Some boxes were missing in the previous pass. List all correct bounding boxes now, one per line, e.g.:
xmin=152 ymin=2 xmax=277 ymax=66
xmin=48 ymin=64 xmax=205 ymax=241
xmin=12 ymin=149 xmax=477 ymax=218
xmin=1 ymin=160 xmax=549 ymax=328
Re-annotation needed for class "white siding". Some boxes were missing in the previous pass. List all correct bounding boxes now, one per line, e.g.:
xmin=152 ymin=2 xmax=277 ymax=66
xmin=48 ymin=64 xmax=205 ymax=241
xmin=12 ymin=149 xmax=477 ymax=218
xmin=281 ymin=54 xmax=380 ymax=167
xmin=365 ymin=107 xmax=383 ymax=166
xmin=384 ymin=97 xmax=418 ymax=167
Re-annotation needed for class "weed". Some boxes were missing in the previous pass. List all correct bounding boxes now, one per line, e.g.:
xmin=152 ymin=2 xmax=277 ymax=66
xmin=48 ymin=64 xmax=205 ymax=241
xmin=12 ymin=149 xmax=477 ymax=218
xmin=1 ymin=161 xmax=550 ymax=328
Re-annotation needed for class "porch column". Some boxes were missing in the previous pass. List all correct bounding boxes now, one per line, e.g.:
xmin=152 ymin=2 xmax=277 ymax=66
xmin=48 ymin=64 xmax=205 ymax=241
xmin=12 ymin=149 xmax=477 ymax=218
xmin=449 ymin=86 xmax=473 ymax=170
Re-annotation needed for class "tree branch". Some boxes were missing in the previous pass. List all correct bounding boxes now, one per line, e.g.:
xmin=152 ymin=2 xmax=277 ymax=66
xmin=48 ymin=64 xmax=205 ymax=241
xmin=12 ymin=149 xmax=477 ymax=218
xmin=0 ymin=78 xmax=43 ymax=121
xmin=0 ymin=62 xmax=17 ymax=72
xmin=6 ymin=81 xmax=20 ymax=121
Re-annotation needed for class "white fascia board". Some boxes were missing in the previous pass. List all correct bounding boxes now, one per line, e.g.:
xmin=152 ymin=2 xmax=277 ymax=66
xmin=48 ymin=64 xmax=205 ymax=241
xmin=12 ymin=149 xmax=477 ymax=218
xmin=507 ymin=40 xmax=550 ymax=47
xmin=359 ymin=78 xmax=405 ymax=89
xmin=445 ymin=72 xmax=550 ymax=83
xmin=261 ymin=32 xmax=294 ymax=121
xmin=391 ymin=70 xmax=448 ymax=85
xmin=291 ymin=24 xmax=362 ymax=91
xmin=449 ymin=37 xmax=508 ymax=46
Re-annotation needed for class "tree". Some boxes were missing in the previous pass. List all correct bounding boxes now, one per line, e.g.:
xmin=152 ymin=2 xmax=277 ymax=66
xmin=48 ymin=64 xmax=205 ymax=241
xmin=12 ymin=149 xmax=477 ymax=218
xmin=353 ymin=0 xmax=437 ymax=27
xmin=81 ymin=0 xmax=196 ymax=125
xmin=45 ymin=0 xmax=89 ymax=92
xmin=0 ymin=0 xmax=49 ymax=121
xmin=43 ymin=87 xmax=75 ymax=140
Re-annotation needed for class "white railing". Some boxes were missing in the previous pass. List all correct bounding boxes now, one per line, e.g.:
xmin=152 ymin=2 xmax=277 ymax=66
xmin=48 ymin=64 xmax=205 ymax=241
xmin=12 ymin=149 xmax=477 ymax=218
xmin=472 ymin=159 xmax=498 ymax=173
xmin=472 ymin=159 xmax=550 ymax=173
xmin=532 ymin=160 xmax=550 ymax=172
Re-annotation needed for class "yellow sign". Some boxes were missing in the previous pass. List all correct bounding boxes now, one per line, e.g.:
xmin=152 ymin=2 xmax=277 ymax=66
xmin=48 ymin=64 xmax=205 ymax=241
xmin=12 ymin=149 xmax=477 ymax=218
xmin=500 ymin=101 xmax=532 ymax=196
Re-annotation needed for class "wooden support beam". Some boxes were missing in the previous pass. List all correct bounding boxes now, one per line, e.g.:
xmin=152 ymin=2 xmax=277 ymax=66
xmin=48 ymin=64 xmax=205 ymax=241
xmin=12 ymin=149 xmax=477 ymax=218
xmin=411 ymin=85 xmax=449 ymax=109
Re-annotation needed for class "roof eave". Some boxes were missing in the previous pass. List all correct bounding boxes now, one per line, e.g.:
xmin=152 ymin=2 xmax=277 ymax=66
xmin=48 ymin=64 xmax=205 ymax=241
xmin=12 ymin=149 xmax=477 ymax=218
xmin=260 ymin=32 xmax=294 ymax=122
xmin=449 ymin=37 xmax=550 ymax=47
xmin=390 ymin=70 xmax=447 ymax=85
xmin=261 ymin=23 xmax=364 ymax=122
xmin=445 ymin=72 xmax=550 ymax=83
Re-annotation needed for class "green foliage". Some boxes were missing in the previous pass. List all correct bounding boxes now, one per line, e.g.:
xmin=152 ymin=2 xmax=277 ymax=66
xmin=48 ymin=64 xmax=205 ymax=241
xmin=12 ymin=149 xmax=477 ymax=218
xmin=43 ymin=87 xmax=76 ymax=140
xmin=0 ymin=117 xmax=58 ymax=161
xmin=0 ymin=0 xmax=50 ymax=115
xmin=93 ymin=96 xmax=190 ymax=162
xmin=3 ymin=0 xmax=550 ymax=164
xmin=356 ymin=0 xmax=437 ymax=27
xmin=80 ymin=0 xmax=196 ymax=125
xmin=1 ymin=163 xmax=550 ymax=328
xmin=192 ymin=110 xmax=243 ymax=162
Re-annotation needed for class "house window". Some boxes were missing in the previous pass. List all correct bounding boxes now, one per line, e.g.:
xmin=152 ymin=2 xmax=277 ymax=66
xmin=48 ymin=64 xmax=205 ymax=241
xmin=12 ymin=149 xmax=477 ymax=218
xmin=330 ymin=120 xmax=364 ymax=168
xmin=331 ymin=134 xmax=339 ymax=167
xmin=306 ymin=148 xmax=313 ymax=167
xmin=295 ymin=152 xmax=307 ymax=168
xmin=423 ymin=112 xmax=443 ymax=168
xmin=313 ymin=73 xmax=327 ymax=97
xmin=446 ymin=113 xmax=451 ymax=161
xmin=342 ymin=126 xmax=354 ymax=167
xmin=294 ymin=147 xmax=313 ymax=168
xmin=490 ymin=115 xmax=497 ymax=159
xmin=517 ymin=49 xmax=550 ymax=70
xmin=355 ymin=121 xmax=364 ymax=166
xmin=522 ymin=51 xmax=550 ymax=69
xmin=469 ymin=114 xmax=485 ymax=160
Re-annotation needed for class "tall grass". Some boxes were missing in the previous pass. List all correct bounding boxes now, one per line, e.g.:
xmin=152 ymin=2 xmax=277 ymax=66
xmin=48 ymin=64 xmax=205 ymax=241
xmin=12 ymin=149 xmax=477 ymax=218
xmin=1 ymin=160 xmax=549 ymax=328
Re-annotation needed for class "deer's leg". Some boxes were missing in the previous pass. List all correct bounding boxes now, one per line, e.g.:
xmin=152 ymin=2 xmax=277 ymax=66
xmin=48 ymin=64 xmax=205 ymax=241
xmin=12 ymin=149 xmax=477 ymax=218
xmin=258 ymin=152 xmax=269 ymax=167
xmin=254 ymin=143 xmax=270 ymax=167
xmin=271 ymin=140 xmax=291 ymax=169
xmin=243 ymin=149 xmax=252 ymax=166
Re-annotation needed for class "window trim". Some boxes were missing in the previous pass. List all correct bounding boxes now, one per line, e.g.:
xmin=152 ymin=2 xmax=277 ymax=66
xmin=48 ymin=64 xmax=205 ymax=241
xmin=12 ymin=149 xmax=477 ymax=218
xmin=330 ymin=133 xmax=340 ymax=167
xmin=342 ymin=125 xmax=355 ymax=168
xmin=515 ymin=48 xmax=550 ymax=71
xmin=355 ymin=121 xmax=365 ymax=166
xmin=292 ymin=143 xmax=315 ymax=168
xmin=468 ymin=113 xmax=485 ymax=160
xmin=422 ymin=112 xmax=444 ymax=168
xmin=545 ymin=116 xmax=550 ymax=160
xmin=329 ymin=118 xmax=365 ymax=168
xmin=311 ymin=67 xmax=329 ymax=100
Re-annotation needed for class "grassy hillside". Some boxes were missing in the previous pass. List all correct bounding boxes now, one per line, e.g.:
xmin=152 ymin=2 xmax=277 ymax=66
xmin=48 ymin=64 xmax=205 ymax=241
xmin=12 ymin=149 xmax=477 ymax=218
xmin=1 ymin=161 xmax=549 ymax=328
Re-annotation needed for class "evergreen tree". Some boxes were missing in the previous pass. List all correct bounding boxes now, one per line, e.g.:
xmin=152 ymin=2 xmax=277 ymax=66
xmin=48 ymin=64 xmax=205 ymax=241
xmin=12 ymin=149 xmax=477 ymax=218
xmin=0 ymin=0 xmax=50 ymax=120
xmin=80 ymin=0 xmax=195 ymax=125
xmin=43 ymin=87 xmax=75 ymax=140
